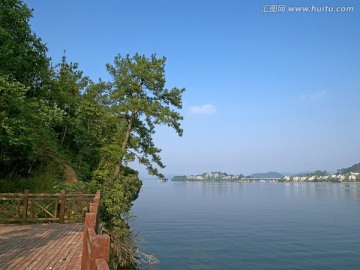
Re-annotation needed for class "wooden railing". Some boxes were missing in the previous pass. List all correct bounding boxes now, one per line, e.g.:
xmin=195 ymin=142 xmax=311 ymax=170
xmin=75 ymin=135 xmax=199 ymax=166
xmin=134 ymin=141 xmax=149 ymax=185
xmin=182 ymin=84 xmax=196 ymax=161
xmin=0 ymin=190 xmax=94 ymax=224
xmin=81 ymin=190 xmax=110 ymax=270
xmin=0 ymin=191 xmax=110 ymax=270
xmin=0 ymin=190 xmax=111 ymax=269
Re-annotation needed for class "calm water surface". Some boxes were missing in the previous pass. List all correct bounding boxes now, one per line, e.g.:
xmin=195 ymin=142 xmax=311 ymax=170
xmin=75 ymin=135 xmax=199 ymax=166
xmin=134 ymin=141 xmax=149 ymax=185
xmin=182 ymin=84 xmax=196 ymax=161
xmin=131 ymin=181 xmax=360 ymax=270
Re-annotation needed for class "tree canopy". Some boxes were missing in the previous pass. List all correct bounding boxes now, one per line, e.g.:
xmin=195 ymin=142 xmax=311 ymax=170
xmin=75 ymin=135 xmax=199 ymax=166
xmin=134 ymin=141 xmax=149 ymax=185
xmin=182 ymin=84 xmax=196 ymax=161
xmin=105 ymin=54 xmax=184 ymax=180
xmin=0 ymin=1 xmax=185 ymax=268
xmin=338 ymin=162 xmax=360 ymax=174
xmin=0 ymin=0 xmax=49 ymax=89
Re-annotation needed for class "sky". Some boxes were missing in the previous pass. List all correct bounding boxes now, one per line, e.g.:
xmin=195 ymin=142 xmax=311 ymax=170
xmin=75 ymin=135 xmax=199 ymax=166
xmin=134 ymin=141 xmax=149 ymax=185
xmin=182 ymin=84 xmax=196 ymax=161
xmin=24 ymin=0 xmax=360 ymax=176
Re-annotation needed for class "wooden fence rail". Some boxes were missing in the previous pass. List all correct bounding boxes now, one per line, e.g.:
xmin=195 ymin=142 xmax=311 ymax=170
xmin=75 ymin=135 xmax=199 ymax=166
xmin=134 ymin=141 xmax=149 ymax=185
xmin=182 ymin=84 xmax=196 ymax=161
xmin=81 ymin=190 xmax=110 ymax=270
xmin=0 ymin=190 xmax=110 ymax=269
xmin=0 ymin=190 xmax=95 ymax=224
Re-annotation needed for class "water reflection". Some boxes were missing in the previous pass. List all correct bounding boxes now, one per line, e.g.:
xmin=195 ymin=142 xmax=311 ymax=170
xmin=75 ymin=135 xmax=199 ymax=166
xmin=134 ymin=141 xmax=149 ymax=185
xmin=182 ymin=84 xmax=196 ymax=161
xmin=179 ymin=181 xmax=246 ymax=196
xmin=173 ymin=181 xmax=360 ymax=205
xmin=133 ymin=181 xmax=360 ymax=270
xmin=283 ymin=182 xmax=360 ymax=205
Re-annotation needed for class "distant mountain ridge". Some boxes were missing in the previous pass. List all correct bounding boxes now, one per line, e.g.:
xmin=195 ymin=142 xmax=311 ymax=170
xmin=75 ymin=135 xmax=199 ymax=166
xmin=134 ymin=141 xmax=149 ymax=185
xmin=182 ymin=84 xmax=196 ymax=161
xmin=248 ymin=172 xmax=284 ymax=178
xmin=338 ymin=162 xmax=360 ymax=174
xmin=166 ymin=162 xmax=360 ymax=182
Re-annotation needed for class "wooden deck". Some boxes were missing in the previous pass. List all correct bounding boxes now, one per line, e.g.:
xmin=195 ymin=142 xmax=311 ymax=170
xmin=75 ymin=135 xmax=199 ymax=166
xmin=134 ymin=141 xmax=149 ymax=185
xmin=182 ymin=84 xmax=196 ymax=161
xmin=0 ymin=223 xmax=83 ymax=270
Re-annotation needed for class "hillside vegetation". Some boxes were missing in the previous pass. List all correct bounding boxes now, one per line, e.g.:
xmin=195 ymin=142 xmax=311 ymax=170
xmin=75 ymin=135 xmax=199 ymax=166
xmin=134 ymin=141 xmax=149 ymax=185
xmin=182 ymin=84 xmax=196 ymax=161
xmin=338 ymin=163 xmax=360 ymax=174
xmin=0 ymin=1 xmax=184 ymax=268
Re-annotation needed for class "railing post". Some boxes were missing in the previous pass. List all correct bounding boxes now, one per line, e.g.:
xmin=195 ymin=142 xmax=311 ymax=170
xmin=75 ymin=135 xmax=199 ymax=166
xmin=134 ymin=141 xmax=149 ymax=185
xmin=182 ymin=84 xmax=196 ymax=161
xmin=21 ymin=190 xmax=29 ymax=225
xmin=81 ymin=190 xmax=110 ymax=270
xmin=94 ymin=190 xmax=101 ymax=234
xmin=59 ymin=190 xmax=66 ymax=224
xmin=90 ymin=233 xmax=110 ymax=269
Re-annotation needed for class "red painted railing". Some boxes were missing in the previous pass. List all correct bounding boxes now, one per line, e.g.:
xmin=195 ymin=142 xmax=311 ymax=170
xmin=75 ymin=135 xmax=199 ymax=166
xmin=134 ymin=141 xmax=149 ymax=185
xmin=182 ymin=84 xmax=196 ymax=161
xmin=0 ymin=190 xmax=111 ymax=269
xmin=0 ymin=191 xmax=94 ymax=224
xmin=81 ymin=190 xmax=110 ymax=270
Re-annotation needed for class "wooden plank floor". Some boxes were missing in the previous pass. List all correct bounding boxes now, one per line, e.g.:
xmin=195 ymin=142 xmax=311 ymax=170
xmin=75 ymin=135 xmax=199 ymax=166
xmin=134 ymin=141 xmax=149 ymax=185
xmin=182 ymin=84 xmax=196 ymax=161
xmin=0 ymin=223 xmax=83 ymax=270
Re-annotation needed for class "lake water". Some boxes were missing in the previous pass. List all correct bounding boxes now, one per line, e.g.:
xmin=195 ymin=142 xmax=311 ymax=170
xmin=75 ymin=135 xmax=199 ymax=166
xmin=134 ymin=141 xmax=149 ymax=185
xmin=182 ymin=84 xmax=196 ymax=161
xmin=131 ymin=181 xmax=360 ymax=270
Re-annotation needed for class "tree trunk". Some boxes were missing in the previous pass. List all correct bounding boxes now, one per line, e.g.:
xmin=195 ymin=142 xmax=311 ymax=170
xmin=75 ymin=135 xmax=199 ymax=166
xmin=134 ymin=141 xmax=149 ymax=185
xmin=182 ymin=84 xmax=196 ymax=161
xmin=61 ymin=126 xmax=67 ymax=147
xmin=113 ymin=115 xmax=134 ymax=179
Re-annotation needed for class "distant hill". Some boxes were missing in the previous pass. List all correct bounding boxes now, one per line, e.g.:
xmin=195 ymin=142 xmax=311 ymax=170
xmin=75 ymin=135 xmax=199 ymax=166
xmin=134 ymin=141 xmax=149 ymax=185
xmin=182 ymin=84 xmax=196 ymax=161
xmin=248 ymin=172 xmax=284 ymax=178
xmin=338 ymin=162 xmax=360 ymax=174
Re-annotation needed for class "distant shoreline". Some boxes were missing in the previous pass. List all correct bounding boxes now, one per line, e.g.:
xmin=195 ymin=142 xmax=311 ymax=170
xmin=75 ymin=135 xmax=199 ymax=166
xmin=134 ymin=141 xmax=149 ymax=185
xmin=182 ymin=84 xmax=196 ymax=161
xmin=172 ymin=171 xmax=360 ymax=183
xmin=171 ymin=179 xmax=359 ymax=184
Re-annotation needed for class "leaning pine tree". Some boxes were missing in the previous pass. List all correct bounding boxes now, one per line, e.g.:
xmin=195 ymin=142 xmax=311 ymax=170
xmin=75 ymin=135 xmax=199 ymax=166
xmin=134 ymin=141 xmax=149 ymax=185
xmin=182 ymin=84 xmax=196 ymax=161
xmin=92 ymin=53 xmax=185 ymax=269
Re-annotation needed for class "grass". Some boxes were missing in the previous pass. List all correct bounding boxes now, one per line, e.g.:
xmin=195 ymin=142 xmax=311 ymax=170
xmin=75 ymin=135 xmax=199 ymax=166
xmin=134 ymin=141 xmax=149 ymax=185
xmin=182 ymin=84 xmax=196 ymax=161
xmin=0 ymin=171 xmax=58 ymax=193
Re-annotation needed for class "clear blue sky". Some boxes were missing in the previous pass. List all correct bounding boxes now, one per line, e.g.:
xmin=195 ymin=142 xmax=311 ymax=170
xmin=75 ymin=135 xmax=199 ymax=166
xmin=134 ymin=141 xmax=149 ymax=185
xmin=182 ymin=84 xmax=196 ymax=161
xmin=25 ymin=0 xmax=360 ymax=176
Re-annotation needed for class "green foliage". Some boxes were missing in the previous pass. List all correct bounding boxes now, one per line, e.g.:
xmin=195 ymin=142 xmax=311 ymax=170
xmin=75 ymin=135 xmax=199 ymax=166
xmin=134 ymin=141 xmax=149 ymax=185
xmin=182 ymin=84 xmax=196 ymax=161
xmin=338 ymin=163 xmax=360 ymax=174
xmin=0 ymin=75 xmax=64 ymax=178
xmin=53 ymin=181 xmax=89 ymax=194
xmin=172 ymin=175 xmax=187 ymax=181
xmin=0 ymin=1 xmax=185 ymax=268
xmin=308 ymin=170 xmax=328 ymax=177
xmin=91 ymin=167 xmax=142 ymax=268
xmin=105 ymin=54 xmax=185 ymax=180
xmin=0 ymin=170 xmax=59 ymax=193
xmin=0 ymin=0 xmax=49 ymax=90
xmin=48 ymin=56 xmax=101 ymax=180
xmin=0 ymin=0 xmax=66 ymax=179
xmin=84 ymin=54 xmax=185 ymax=268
